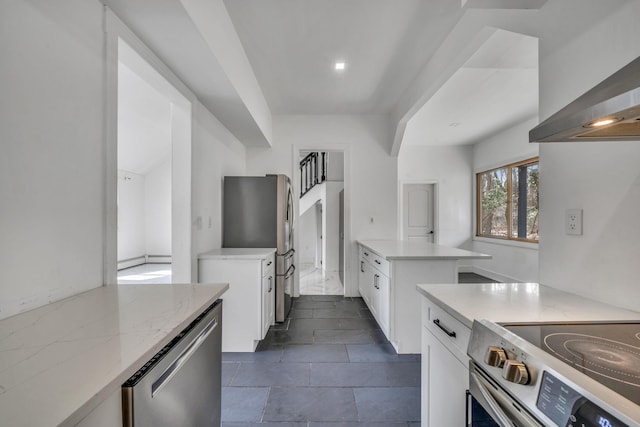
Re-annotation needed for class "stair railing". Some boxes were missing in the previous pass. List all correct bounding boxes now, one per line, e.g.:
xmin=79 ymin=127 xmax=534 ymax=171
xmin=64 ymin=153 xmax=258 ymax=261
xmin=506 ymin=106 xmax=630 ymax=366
xmin=300 ymin=152 xmax=327 ymax=197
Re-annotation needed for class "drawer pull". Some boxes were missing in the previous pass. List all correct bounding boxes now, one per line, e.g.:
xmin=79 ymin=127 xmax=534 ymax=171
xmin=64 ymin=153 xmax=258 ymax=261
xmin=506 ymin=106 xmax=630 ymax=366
xmin=433 ymin=318 xmax=457 ymax=338
xmin=374 ymin=260 xmax=381 ymax=265
xmin=360 ymin=261 xmax=365 ymax=273
xmin=363 ymin=251 xmax=369 ymax=256
xmin=267 ymin=261 xmax=273 ymax=266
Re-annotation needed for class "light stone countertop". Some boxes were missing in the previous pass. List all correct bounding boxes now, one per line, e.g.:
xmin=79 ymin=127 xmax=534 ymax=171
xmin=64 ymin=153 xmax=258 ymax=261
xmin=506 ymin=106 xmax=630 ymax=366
xmin=416 ymin=283 xmax=640 ymax=328
xmin=198 ymin=247 xmax=277 ymax=260
xmin=0 ymin=283 xmax=228 ymax=427
xmin=358 ymin=240 xmax=491 ymax=260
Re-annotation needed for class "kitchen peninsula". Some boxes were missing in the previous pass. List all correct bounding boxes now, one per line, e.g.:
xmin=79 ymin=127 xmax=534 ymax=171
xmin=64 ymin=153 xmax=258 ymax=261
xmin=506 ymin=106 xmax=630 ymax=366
xmin=357 ymin=240 xmax=491 ymax=353
xmin=417 ymin=283 xmax=640 ymax=427
xmin=0 ymin=283 xmax=228 ymax=427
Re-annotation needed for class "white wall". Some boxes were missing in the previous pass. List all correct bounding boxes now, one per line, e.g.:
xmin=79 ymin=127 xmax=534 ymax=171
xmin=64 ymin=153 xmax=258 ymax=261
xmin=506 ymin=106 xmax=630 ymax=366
xmin=246 ymin=115 xmax=397 ymax=297
xmin=0 ymin=0 xmax=105 ymax=320
xmin=298 ymin=202 xmax=319 ymax=266
xmin=0 ymin=1 xmax=247 ymax=319
xmin=327 ymin=151 xmax=344 ymax=181
xmin=471 ymin=117 xmax=540 ymax=283
xmin=117 ymin=159 xmax=172 ymax=262
xmin=117 ymin=170 xmax=146 ymax=261
xmin=145 ymin=158 xmax=172 ymax=256
xmin=192 ymin=100 xmax=247 ymax=258
xmin=398 ymin=145 xmax=474 ymax=249
xmin=323 ymin=181 xmax=344 ymax=273
xmin=536 ymin=0 xmax=640 ymax=312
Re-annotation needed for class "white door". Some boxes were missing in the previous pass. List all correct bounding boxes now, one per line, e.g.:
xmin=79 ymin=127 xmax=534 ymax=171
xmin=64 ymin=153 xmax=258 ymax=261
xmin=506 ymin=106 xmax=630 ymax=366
xmin=402 ymin=183 xmax=434 ymax=242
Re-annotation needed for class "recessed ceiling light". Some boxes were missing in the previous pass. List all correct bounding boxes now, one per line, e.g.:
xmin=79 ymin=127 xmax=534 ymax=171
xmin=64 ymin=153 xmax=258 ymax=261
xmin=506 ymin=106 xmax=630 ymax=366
xmin=335 ymin=62 xmax=346 ymax=71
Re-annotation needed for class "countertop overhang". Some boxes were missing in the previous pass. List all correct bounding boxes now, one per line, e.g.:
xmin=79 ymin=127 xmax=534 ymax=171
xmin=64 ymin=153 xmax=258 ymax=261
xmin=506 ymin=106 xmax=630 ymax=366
xmin=358 ymin=240 xmax=491 ymax=260
xmin=0 ymin=283 xmax=228 ymax=427
xmin=198 ymin=247 xmax=277 ymax=260
xmin=416 ymin=283 xmax=640 ymax=328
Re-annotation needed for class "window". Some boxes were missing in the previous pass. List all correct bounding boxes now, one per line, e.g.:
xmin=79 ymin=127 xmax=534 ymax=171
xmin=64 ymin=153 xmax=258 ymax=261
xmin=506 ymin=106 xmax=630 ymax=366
xmin=477 ymin=158 xmax=539 ymax=242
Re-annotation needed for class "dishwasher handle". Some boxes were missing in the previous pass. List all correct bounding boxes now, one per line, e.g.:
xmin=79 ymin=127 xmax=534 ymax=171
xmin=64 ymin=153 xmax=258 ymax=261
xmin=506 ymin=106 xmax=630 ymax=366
xmin=151 ymin=315 xmax=219 ymax=397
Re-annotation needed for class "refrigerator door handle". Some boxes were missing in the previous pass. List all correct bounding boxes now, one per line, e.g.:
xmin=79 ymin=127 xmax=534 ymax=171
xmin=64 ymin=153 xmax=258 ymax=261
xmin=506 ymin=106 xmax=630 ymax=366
xmin=278 ymin=248 xmax=295 ymax=258
xmin=284 ymin=264 xmax=296 ymax=279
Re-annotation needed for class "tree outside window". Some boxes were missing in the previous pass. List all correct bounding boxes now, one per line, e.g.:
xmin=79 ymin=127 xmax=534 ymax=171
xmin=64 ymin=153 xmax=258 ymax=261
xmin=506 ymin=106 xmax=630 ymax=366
xmin=477 ymin=158 xmax=539 ymax=243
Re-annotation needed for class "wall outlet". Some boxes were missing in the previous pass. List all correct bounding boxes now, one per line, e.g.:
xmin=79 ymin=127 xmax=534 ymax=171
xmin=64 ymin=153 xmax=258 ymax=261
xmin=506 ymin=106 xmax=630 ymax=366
xmin=565 ymin=209 xmax=583 ymax=235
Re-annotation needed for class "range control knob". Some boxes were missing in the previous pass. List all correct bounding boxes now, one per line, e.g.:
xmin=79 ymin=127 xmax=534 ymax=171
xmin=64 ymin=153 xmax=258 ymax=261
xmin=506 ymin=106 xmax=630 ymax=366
xmin=485 ymin=346 xmax=507 ymax=368
xmin=502 ymin=360 xmax=529 ymax=384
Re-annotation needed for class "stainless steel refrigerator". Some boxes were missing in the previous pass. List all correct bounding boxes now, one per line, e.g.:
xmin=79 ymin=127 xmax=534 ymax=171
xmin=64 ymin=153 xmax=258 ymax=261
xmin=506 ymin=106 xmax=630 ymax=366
xmin=223 ymin=175 xmax=295 ymax=322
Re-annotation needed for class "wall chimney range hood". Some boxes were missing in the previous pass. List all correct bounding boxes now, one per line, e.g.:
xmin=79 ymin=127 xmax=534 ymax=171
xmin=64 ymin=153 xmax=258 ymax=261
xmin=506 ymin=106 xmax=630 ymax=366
xmin=530 ymin=56 xmax=640 ymax=142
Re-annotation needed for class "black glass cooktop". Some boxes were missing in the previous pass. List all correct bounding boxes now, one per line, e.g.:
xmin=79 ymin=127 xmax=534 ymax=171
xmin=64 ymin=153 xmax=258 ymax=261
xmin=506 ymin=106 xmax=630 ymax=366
xmin=504 ymin=321 xmax=640 ymax=406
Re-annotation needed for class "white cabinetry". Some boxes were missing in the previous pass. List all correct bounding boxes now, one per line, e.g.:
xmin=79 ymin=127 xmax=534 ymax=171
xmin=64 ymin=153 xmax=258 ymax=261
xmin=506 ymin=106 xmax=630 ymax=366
xmin=421 ymin=297 xmax=471 ymax=427
xmin=198 ymin=249 xmax=276 ymax=352
xmin=261 ymin=270 xmax=275 ymax=337
xmin=359 ymin=246 xmax=390 ymax=335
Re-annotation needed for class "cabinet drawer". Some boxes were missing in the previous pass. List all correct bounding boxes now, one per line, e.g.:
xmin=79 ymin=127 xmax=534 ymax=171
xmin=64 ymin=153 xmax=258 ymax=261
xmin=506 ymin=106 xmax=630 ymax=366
xmin=262 ymin=255 xmax=275 ymax=277
xmin=422 ymin=298 xmax=471 ymax=358
xmin=359 ymin=246 xmax=389 ymax=277
xmin=369 ymin=253 xmax=389 ymax=277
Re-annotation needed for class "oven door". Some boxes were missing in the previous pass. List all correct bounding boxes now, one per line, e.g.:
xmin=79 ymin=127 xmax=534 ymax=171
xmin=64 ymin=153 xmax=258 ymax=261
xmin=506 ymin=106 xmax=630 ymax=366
xmin=468 ymin=362 xmax=544 ymax=427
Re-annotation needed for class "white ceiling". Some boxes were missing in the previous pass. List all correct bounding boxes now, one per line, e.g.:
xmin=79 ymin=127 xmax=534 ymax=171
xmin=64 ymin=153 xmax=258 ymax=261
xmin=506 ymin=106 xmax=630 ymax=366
xmin=223 ymin=0 xmax=463 ymax=114
xmin=403 ymin=29 xmax=539 ymax=147
xmin=117 ymin=61 xmax=172 ymax=175
xmin=224 ymin=1 xmax=539 ymax=147
xmin=109 ymin=0 xmax=540 ymax=152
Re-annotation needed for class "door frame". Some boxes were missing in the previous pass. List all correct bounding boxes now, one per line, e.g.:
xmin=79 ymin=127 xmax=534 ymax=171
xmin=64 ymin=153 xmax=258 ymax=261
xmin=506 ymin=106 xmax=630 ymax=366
xmin=398 ymin=180 xmax=439 ymax=244
xmin=292 ymin=145 xmax=351 ymax=297
xmin=105 ymin=10 xmax=195 ymax=284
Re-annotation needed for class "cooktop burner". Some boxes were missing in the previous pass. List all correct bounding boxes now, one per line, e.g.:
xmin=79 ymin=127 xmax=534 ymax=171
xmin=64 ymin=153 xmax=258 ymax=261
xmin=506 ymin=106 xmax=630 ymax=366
xmin=504 ymin=322 xmax=640 ymax=406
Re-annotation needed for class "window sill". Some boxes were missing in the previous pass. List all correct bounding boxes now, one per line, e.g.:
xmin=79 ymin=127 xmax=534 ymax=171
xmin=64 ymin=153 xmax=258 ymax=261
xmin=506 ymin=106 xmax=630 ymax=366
xmin=472 ymin=236 xmax=539 ymax=250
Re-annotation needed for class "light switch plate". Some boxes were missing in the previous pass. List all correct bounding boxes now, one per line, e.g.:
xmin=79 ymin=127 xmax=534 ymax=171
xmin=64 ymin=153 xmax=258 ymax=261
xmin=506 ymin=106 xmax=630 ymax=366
xmin=565 ymin=209 xmax=583 ymax=235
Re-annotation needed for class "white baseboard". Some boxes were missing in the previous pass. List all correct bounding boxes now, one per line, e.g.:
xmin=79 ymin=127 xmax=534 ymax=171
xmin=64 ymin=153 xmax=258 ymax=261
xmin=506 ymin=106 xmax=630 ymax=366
xmin=117 ymin=256 xmax=146 ymax=271
xmin=146 ymin=255 xmax=172 ymax=264
xmin=117 ymin=255 xmax=172 ymax=270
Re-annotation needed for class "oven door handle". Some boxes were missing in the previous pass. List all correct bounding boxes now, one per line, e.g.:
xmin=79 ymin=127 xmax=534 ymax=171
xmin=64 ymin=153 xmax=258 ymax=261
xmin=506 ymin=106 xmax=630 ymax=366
xmin=469 ymin=371 xmax=514 ymax=427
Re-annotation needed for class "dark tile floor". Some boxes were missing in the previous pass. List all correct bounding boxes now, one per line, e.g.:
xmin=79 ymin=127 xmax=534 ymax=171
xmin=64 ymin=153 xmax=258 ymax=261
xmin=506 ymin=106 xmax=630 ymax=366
xmin=221 ymin=272 xmax=498 ymax=427
xmin=221 ymin=295 xmax=420 ymax=427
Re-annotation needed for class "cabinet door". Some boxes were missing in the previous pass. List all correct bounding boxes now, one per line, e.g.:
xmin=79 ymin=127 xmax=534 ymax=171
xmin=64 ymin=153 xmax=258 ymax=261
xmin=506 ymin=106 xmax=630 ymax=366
xmin=375 ymin=272 xmax=390 ymax=334
xmin=358 ymin=257 xmax=372 ymax=305
xmin=261 ymin=274 xmax=274 ymax=338
xmin=421 ymin=327 xmax=469 ymax=427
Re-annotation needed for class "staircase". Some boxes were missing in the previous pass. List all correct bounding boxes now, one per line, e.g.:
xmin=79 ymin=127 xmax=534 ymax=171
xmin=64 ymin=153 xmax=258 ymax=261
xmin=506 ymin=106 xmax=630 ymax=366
xmin=300 ymin=151 xmax=326 ymax=197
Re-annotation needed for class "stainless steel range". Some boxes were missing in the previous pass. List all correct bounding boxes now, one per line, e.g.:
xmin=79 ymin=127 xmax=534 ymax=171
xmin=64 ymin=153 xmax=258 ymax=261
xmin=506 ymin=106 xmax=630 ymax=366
xmin=467 ymin=319 xmax=640 ymax=426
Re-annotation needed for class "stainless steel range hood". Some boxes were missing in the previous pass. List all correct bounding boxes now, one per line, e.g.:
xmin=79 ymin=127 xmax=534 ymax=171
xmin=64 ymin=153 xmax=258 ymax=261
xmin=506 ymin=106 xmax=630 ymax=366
xmin=530 ymin=56 xmax=640 ymax=142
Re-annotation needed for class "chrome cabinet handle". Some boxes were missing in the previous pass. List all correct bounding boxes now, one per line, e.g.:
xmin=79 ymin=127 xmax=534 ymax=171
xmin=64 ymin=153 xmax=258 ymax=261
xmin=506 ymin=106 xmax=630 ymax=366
xmin=267 ymin=261 xmax=273 ymax=266
xmin=360 ymin=261 xmax=364 ymax=273
xmin=268 ymin=276 xmax=273 ymax=292
xmin=373 ymin=274 xmax=379 ymax=289
xmin=374 ymin=260 xmax=381 ymax=265
xmin=363 ymin=251 xmax=369 ymax=256
xmin=433 ymin=318 xmax=456 ymax=337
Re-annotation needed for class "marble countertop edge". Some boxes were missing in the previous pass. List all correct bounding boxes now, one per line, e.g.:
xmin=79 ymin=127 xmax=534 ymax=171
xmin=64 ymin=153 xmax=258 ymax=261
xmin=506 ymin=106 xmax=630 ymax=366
xmin=0 ymin=283 xmax=229 ymax=427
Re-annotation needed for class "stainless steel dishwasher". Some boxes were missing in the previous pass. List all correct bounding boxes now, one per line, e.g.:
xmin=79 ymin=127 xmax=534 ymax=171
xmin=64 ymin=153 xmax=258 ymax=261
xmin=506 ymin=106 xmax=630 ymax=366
xmin=122 ymin=300 xmax=222 ymax=427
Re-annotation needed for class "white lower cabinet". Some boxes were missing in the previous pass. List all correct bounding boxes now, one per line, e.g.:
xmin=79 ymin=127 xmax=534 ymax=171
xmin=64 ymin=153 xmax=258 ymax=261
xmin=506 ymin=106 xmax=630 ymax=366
xmin=261 ymin=272 xmax=275 ymax=337
xmin=198 ymin=250 xmax=276 ymax=352
xmin=359 ymin=248 xmax=390 ymax=336
xmin=372 ymin=271 xmax=390 ymax=333
xmin=421 ymin=298 xmax=471 ymax=427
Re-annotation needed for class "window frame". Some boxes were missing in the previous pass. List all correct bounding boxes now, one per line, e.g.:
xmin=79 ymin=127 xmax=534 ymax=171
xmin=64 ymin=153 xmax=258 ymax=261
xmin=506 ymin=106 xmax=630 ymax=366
xmin=476 ymin=157 xmax=539 ymax=243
